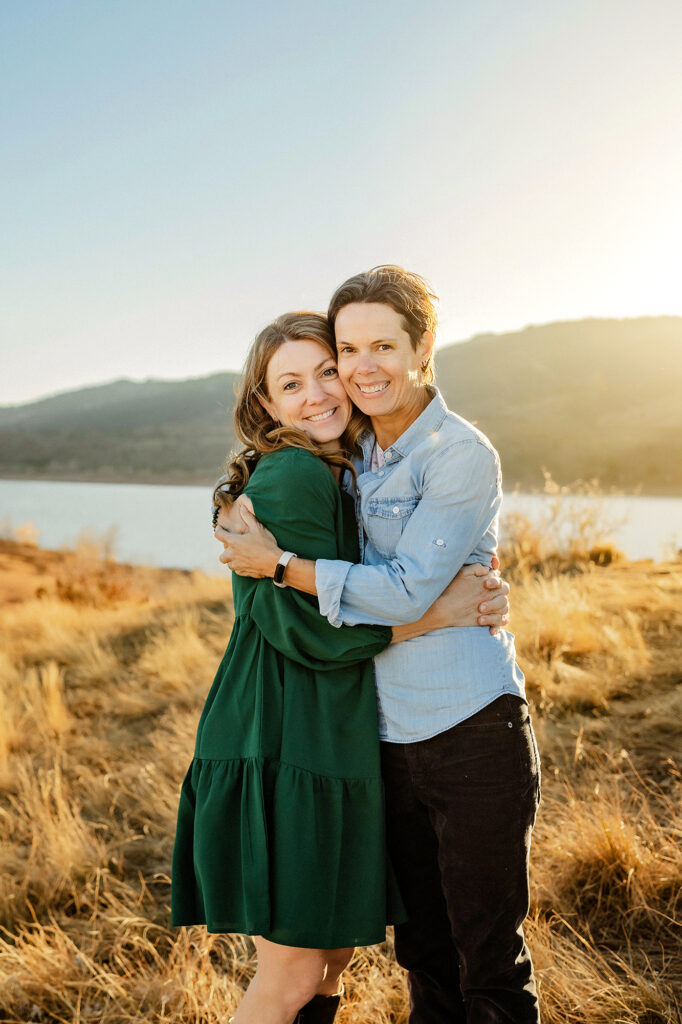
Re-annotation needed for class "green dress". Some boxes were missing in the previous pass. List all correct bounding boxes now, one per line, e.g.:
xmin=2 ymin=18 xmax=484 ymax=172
xmin=171 ymin=447 xmax=404 ymax=948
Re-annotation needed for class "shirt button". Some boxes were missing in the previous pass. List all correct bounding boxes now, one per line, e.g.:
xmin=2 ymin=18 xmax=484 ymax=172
xmin=393 ymin=505 xmax=400 ymax=514
xmin=436 ymin=538 xmax=445 ymax=546
xmin=378 ymin=471 xmax=384 ymax=477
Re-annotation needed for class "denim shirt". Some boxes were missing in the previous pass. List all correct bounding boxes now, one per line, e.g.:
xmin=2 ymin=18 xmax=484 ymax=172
xmin=315 ymin=387 xmax=526 ymax=743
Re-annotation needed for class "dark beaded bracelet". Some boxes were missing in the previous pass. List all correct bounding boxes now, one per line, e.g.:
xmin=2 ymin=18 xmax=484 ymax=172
xmin=211 ymin=506 xmax=219 ymax=529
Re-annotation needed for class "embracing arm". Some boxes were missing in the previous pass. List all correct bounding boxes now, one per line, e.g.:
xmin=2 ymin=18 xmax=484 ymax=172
xmin=218 ymin=440 xmax=508 ymax=632
xmin=315 ymin=440 xmax=501 ymax=626
xmin=219 ymin=513 xmax=506 ymax=636
xmin=216 ymin=513 xmax=321 ymax=595
xmin=232 ymin=449 xmax=393 ymax=669
xmin=216 ymin=494 xmax=472 ymax=646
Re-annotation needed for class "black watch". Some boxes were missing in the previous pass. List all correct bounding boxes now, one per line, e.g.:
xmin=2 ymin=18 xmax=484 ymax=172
xmin=273 ymin=551 xmax=296 ymax=588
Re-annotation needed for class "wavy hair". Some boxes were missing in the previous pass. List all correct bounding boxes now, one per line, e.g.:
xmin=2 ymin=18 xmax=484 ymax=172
xmin=214 ymin=312 xmax=369 ymax=509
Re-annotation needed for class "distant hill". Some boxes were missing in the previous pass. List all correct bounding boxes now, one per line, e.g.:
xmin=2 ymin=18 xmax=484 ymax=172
xmin=434 ymin=316 xmax=682 ymax=494
xmin=0 ymin=374 xmax=241 ymax=485
xmin=1 ymin=317 xmax=680 ymax=493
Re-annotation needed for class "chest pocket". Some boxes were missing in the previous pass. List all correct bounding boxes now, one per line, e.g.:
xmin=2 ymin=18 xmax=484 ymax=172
xmin=365 ymin=496 xmax=419 ymax=558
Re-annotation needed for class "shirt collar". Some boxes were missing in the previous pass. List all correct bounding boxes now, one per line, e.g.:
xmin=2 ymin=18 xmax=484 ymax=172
xmin=358 ymin=386 xmax=448 ymax=465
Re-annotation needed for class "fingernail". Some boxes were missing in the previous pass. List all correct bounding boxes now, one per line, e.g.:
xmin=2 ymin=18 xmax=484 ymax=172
xmin=480 ymin=603 xmax=488 ymax=611
xmin=479 ymin=617 xmax=488 ymax=624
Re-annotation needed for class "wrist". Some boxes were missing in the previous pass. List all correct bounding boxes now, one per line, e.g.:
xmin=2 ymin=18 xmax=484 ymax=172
xmin=268 ymin=549 xmax=285 ymax=578
xmin=428 ymin=601 xmax=447 ymax=631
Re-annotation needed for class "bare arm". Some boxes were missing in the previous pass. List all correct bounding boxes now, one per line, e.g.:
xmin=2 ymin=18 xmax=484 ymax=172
xmin=389 ymin=563 xmax=509 ymax=640
xmin=214 ymin=502 xmax=320 ymax=591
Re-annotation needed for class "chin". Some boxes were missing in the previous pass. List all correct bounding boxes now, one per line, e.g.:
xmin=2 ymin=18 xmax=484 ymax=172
xmin=302 ymin=427 xmax=340 ymax=445
xmin=357 ymin=398 xmax=391 ymax=416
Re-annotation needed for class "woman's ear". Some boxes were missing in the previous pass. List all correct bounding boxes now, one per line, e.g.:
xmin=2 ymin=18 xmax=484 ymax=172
xmin=418 ymin=330 xmax=434 ymax=369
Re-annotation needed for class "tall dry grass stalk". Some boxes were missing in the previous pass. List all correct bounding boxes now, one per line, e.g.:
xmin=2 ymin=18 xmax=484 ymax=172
xmin=0 ymin=536 xmax=680 ymax=1022
xmin=500 ymin=472 xmax=627 ymax=575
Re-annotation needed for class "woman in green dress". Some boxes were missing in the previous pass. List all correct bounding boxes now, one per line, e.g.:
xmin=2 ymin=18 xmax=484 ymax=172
xmin=171 ymin=312 xmax=508 ymax=1024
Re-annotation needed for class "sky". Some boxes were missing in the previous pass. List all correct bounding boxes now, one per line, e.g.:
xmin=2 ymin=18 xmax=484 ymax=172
xmin=2 ymin=0 xmax=681 ymax=405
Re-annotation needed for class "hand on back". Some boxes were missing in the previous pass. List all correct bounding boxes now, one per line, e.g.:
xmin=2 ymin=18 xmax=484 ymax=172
xmin=214 ymin=494 xmax=255 ymax=543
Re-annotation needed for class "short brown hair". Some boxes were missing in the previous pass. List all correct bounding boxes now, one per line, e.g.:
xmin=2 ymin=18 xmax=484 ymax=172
xmin=328 ymin=265 xmax=439 ymax=384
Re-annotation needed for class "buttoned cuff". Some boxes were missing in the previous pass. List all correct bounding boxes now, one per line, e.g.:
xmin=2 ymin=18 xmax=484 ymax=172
xmin=315 ymin=558 xmax=354 ymax=628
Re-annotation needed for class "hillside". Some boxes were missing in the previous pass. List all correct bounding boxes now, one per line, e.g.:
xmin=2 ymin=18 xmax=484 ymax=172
xmin=1 ymin=316 xmax=680 ymax=492
xmin=0 ymin=374 xmax=240 ymax=485
xmin=435 ymin=316 xmax=681 ymax=494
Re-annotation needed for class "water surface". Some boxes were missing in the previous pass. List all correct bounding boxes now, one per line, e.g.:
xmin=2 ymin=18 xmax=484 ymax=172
xmin=1 ymin=479 xmax=679 ymax=574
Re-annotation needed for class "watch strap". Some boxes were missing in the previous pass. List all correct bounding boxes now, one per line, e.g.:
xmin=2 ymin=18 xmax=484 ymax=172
xmin=273 ymin=551 xmax=296 ymax=588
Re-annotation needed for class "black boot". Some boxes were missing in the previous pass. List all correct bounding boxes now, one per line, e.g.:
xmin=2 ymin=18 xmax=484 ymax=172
xmin=294 ymin=992 xmax=341 ymax=1023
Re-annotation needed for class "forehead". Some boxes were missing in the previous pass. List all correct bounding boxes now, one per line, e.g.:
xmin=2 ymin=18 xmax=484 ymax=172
xmin=266 ymin=338 xmax=334 ymax=380
xmin=334 ymin=302 xmax=408 ymax=342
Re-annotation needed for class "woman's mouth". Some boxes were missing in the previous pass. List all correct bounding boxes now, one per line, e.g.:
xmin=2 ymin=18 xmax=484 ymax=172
xmin=306 ymin=407 xmax=338 ymax=422
xmin=356 ymin=382 xmax=389 ymax=395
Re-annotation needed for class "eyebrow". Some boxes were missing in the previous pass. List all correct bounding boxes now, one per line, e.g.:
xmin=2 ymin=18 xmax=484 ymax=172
xmin=276 ymin=358 xmax=335 ymax=381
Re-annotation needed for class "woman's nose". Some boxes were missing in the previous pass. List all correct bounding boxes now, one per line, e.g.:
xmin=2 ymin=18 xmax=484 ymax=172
xmin=355 ymin=351 xmax=377 ymax=374
xmin=305 ymin=379 xmax=329 ymax=404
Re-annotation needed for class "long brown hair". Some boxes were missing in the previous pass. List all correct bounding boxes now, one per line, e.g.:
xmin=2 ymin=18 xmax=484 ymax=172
xmin=214 ymin=312 xmax=369 ymax=507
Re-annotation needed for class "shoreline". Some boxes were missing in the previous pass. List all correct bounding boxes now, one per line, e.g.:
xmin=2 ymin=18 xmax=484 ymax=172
xmin=2 ymin=473 xmax=682 ymax=498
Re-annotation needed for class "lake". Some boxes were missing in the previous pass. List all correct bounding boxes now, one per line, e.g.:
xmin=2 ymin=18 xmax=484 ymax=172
xmin=0 ymin=479 xmax=680 ymax=574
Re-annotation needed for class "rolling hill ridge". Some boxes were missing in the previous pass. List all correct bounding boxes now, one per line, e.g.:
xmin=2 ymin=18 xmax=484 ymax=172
xmin=1 ymin=317 xmax=680 ymax=493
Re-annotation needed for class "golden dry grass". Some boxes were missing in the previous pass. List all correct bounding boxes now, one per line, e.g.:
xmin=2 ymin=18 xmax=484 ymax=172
xmin=0 ymin=535 xmax=680 ymax=1023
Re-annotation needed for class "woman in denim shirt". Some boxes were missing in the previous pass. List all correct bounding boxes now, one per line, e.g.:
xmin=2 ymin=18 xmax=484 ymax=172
xmin=222 ymin=266 xmax=541 ymax=1024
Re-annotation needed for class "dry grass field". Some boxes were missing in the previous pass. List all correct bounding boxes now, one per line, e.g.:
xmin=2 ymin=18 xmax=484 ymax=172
xmin=0 ymin=522 xmax=680 ymax=1023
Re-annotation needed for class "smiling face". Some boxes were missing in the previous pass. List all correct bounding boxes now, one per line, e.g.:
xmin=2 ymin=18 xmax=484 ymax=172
xmin=334 ymin=302 xmax=434 ymax=446
xmin=261 ymin=338 xmax=352 ymax=448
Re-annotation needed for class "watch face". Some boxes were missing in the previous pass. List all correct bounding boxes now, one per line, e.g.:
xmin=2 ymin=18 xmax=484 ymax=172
xmin=273 ymin=560 xmax=286 ymax=584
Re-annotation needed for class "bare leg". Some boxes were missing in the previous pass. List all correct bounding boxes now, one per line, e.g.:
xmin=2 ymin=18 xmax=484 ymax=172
xmin=232 ymin=938 xmax=352 ymax=1024
xmin=292 ymin=947 xmax=353 ymax=1023
xmin=319 ymin=947 xmax=353 ymax=996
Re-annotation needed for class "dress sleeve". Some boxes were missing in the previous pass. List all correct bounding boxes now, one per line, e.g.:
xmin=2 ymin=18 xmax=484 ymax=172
xmin=240 ymin=449 xmax=392 ymax=670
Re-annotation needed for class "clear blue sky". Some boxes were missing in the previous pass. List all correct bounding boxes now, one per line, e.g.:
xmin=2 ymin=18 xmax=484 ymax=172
xmin=2 ymin=0 xmax=681 ymax=404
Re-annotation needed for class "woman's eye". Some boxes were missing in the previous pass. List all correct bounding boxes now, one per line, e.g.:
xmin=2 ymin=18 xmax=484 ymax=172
xmin=378 ymin=343 xmax=392 ymax=351
xmin=283 ymin=381 xmax=298 ymax=391
xmin=338 ymin=345 xmax=354 ymax=354
xmin=322 ymin=367 xmax=338 ymax=377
